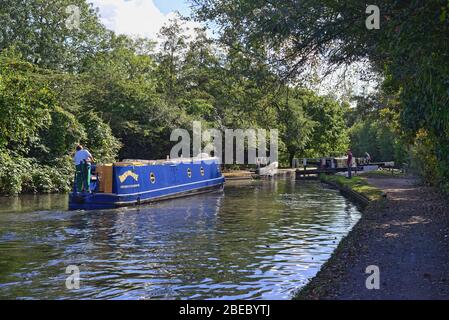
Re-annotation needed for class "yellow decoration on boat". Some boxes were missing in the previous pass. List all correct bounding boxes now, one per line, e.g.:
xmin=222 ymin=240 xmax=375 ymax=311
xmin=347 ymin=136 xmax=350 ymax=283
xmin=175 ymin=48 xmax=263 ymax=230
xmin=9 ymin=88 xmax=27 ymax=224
xmin=118 ymin=170 xmax=139 ymax=183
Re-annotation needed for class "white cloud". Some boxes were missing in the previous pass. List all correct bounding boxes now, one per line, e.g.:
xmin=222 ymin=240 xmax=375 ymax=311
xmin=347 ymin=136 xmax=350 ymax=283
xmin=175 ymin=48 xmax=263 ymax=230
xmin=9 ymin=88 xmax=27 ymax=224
xmin=88 ymin=0 xmax=202 ymax=40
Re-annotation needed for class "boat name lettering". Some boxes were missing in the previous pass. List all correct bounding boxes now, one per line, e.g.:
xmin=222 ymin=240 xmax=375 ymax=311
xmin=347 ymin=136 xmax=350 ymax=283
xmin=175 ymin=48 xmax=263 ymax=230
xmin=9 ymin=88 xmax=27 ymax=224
xmin=120 ymin=184 xmax=140 ymax=189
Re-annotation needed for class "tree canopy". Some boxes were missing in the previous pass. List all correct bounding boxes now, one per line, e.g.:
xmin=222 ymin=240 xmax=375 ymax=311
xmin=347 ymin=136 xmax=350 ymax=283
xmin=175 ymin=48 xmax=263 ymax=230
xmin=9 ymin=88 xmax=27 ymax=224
xmin=1 ymin=0 xmax=352 ymax=194
xmin=191 ymin=0 xmax=449 ymax=190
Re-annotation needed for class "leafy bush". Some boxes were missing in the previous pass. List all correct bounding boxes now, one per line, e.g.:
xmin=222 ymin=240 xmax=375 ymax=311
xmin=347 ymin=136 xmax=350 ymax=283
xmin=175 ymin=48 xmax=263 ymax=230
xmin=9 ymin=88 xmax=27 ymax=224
xmin=78 ymin=111 xmax=121 ymax=163
xmin=350 ymin=119 xmax=407 ymax=164
xmin=410 ymin=130 xmax=440 ymax=186
xmin=0 ymin=152 xmax=73 ymax=195
xmin=34 ymin=106 xmax=86 ymax=163
xmin=0 ymin=152 xmax=31 ymax=195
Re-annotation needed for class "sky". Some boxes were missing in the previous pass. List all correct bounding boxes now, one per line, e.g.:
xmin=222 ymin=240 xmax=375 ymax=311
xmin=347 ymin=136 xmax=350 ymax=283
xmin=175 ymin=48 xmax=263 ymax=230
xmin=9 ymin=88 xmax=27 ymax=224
xmin=88 ymin=0 xmax=200 ymax=39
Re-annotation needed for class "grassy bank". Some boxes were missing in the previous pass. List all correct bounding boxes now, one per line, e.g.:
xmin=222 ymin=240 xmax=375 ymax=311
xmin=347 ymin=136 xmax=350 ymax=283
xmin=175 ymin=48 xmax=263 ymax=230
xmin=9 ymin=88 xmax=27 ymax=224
xmin=360 ymin=169 xmax=406 ymax=178
xmin=320 ymin=174 xmax=385 ymax=202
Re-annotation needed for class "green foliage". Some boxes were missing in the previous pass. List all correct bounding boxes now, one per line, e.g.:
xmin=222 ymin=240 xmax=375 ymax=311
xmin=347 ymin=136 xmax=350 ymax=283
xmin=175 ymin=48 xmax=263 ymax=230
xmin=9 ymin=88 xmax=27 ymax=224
xmin=82 ymin=34 xmax=182 ymax=160
xmin=0 ymin=152 xmax=30 ymax=195
xmin=78 ymin=112 xmax=121 ymax=163
xmin=0 ymin=151 xmax=72 ymax=195
xmin=0 ymin=39 xmax=119 ymax=195
xmin=276 ymin=89 xmax=316 ymax=165
xmin=178 ymin=28 xmax=219 ymax=121
xmin=349 ymin=118 xmax=408 ymax=163
xmin=274 ymin=88 xmax=350 ymax=165
xmin=156 ymin=17 xmax=189 ymax=105
xmin=304 ymin=95 xmax=350 ymax=158
xmin=409 ymin=130 xmax=440 ymax=187
xmin=0 ymin=50 xmax=54 ymax=151
xmin=0 ymin=0 xmax=110 ymax=71
xmin=27 ymin=163 xmax=73 ymax=194
xmin=320 ymin=174 xmax=384 ymax=202
xmin=0 ymin=1 xmax=353 ymax=194
xmin=34 ymin=106 xmax=86 ymax=162
xmin=191 ymin=0 xmax=449 ymax=189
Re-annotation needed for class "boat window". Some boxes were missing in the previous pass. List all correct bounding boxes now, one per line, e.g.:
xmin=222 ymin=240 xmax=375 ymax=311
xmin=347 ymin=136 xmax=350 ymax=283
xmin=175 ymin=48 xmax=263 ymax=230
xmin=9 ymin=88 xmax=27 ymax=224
xmin=150 ymin=172 xmax=156 ymax=183
xmin=200 ymin=167 xmax=205 ymax=176
xmin=187 ymin=168 xmax=192 ymax=178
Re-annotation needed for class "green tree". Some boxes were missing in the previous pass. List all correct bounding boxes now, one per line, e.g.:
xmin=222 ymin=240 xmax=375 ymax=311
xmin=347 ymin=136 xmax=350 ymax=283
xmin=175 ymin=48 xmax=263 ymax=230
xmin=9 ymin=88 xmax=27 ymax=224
xmin=83 ymin=34 xmax=184 ymax=160
xmin=0 ymin=0 xmax=110 ymax=71
xmin=0 ymin=50 xmax=54 ymax=153
xmin=78 ymin=111 xmax=121 ymax=163
xmin=156 ymin=17 xmax=189 ymax=106
xmin=32 ymin=106 xmax=86 ymax=162
xmin=276 ymin=89 xmax=316 ymax=166
xmin=191 ymin=0 xmax=449 ymax=188
xmin=304 ymin=95 xmax=349 ymax=157
xmin=179 ymin=27 xmax=219 ymax=121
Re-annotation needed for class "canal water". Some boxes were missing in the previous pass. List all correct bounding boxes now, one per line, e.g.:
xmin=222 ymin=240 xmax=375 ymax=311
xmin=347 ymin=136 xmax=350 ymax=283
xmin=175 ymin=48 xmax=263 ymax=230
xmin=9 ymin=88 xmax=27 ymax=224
xmin=0 ymin=179 xmax=361 ymax=300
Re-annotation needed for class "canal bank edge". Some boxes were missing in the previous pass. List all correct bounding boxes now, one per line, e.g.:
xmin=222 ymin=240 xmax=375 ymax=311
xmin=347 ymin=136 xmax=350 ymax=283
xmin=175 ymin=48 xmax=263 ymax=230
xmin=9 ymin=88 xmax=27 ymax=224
xmin=319 ymin=175 xmax=386 ymax=208
xmin=293 ymin=174 xmax=386 ymax=300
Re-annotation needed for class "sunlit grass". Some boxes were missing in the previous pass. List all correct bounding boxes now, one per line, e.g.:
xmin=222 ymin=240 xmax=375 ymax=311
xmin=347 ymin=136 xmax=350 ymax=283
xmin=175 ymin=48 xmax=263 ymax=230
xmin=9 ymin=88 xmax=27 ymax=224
xmin=360 ymin=169 xmax=406 ymax=178
xmin=320 ymin=174 xmax=384 ymax=202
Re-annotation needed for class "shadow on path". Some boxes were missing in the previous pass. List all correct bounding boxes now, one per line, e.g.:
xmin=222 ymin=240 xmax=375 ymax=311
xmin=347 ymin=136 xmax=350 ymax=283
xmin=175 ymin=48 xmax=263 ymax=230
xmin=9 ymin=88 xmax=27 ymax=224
xmin=298 ymin=176 xmax=449 ymax=300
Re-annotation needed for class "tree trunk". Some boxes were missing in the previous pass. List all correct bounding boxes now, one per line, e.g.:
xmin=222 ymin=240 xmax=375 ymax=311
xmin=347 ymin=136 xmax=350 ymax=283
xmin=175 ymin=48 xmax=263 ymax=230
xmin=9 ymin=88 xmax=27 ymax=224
xmin=289 ymin=152 xmax=295 ymax=168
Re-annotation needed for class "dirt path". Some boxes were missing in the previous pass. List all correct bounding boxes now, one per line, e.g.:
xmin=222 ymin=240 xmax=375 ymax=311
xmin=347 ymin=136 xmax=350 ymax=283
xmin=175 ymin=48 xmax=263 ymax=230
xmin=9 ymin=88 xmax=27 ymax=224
xmin=297 ymin=175 xmax=449 ymax=300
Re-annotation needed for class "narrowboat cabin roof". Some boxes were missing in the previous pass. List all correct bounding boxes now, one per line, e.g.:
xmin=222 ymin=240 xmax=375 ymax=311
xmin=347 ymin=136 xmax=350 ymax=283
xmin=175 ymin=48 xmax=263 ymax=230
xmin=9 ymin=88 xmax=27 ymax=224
xmin=69 ymin=154 xmax=225 ymax=210
xmin=117 ymin=154 xmax=221 ymax=166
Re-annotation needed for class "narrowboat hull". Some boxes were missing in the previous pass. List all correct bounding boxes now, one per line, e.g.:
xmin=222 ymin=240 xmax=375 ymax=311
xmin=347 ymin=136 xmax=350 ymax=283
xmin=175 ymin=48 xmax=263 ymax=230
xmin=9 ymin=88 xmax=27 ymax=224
xmin=69 ymin=157 xmax=225 ymax=210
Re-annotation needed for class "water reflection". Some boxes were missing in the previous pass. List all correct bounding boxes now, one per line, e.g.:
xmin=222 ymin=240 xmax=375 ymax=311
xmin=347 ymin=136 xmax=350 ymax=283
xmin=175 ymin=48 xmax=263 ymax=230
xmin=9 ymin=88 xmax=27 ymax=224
xmin=0 ymin=179 xmax=360 ymax=299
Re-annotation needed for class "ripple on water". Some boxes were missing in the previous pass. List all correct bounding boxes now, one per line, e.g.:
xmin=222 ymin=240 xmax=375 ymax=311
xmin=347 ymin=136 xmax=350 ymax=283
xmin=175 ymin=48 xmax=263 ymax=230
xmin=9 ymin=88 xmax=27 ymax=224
xmin=0 ymin=179 xmax=360 ymax=299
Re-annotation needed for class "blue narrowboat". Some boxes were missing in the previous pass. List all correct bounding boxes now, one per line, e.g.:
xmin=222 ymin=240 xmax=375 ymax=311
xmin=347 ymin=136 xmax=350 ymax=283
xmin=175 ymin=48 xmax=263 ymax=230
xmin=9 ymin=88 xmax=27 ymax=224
xmin=69 ymin=155 xmax=225 ymax=210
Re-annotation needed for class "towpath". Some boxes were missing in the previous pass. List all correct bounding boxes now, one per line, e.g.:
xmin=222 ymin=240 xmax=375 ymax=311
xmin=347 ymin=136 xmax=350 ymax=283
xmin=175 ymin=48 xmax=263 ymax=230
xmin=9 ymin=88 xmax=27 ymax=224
xmin=297 ymin=175 xmax=449 ymax=299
